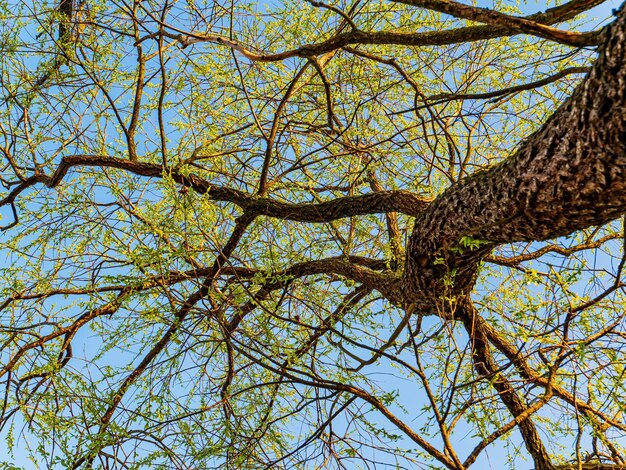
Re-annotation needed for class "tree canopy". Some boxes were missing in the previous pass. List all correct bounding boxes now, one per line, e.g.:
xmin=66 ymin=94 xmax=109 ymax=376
xmin=1 ymin=0 xmax=625 ymax=468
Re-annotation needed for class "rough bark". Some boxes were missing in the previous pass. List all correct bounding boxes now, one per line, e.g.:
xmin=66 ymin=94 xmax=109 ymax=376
xmin=404 ymin=3 xmax=626 ymax=313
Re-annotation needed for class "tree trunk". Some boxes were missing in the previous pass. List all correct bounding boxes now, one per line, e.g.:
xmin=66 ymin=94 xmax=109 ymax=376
xmin=404 ymin=4 xmax=626 ymax=313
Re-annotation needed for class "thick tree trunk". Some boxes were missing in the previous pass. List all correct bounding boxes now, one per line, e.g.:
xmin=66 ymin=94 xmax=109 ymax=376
xmin=404 ymin=3 xmax=626 ymax=312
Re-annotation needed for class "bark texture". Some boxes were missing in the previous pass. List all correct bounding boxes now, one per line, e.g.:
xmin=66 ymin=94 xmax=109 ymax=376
xmin=404 ymin=4 xmax=626 ymax=313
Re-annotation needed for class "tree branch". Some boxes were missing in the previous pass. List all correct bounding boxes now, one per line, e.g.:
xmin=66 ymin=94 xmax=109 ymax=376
xmin=0 ymin=155 xmax=429 ymax=229
xmin=391 ymin=0 xmax=601 ymax=46
xmin=157 ymin=0 xmax=605 ymax=61
xmin=458 ymin=301 xmax=555 ymax=470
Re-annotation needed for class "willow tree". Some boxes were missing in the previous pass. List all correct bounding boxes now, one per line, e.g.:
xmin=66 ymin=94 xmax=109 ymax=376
xmin=0 ymin=0 xmax=625 ymax=467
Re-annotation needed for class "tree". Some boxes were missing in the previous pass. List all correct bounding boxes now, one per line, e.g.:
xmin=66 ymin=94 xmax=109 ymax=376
xmin=0 ymin=0 xmax=625 ymax=467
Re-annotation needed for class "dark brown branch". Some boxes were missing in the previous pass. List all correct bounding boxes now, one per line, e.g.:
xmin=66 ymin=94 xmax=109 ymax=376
xmin=226 ymin=256 xmax=401 ymax=321
xmin=0 ymin=155 xmax=429 ymax=230
xmin=127 ymin=1 xmax=146 ymax=161
xmin=257 ymin=64 xmax=311 ymax=194
xmin=245 ymin=190 xmax=429 ymax=222
xmin=0 ymin=293 xmax=126 ymax=380
xmin=487 ymin=232 xmax=621 ymax=266
xmin=394 ymin=66 xmax=590 ymax=115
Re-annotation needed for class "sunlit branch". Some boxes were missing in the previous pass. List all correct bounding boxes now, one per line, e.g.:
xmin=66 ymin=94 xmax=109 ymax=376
xmin=152 ymin=0 xmax=604 ymax=62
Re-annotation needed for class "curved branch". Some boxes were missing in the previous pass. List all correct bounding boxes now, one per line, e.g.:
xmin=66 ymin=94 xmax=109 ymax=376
xmin=244 ymin=190 xmax=429 ymax=222
xmin=224 ymin=255 xmax=402 ymax=317
xmin=0 ymin=293 xmax=126 ymax=380
xmin=393 ymin=66 xmax=590 ymax=115
xmin=487 ymin=232 xmax=621 ymax=266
